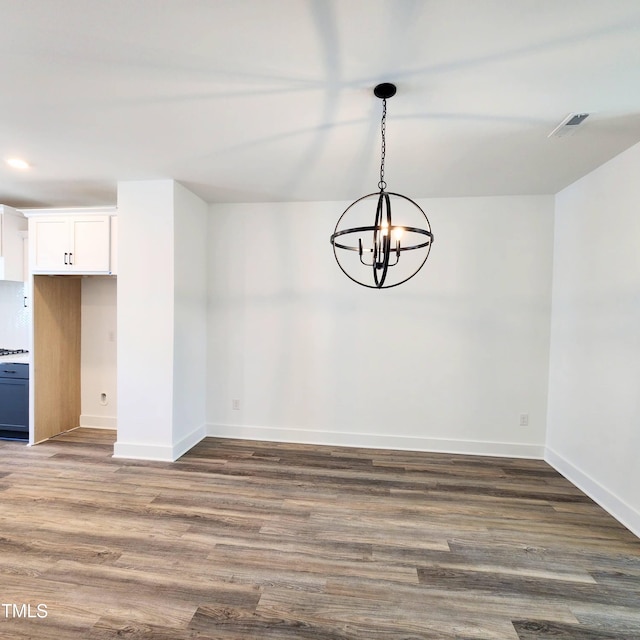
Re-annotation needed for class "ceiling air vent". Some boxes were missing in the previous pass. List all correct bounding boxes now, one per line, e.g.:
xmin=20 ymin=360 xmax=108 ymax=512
xmin=548 ymin=112 xmax=590 ymax=138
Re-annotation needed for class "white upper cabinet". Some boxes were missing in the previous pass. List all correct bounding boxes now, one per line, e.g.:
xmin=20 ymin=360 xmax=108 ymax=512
xmin=110 ymin=215 xmax=118 ymax=275
xmin=0 ymin=205 xmax=28 ymax=281
xmin=27 ymin=208 xmax=116 ymax=274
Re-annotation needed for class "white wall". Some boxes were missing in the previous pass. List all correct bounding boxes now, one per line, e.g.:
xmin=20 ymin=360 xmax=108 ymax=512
xmin=0 ymin=280 xmax=29 ymax=348
xmin=547 ymin=141 xmax=640 ymax=537
xmin=80 ymin=276 xmax=117 ymax=429
xmin=207 ymin=195 xmax=554 ymax=457
xmin=115 ymin=179 xmax=208 ymax=461
xmin=172 ymin=182 xmax=208 ymax=455
xmin=115 ymin=180 xmax=175 ymax=459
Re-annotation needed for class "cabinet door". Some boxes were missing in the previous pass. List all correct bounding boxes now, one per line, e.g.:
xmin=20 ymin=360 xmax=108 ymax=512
xmin=0 ymin=209 xmax=27 ymax=281
xmin=109 ymin=216 xmax=118 ymax=275
xmin=31 ymin=217 xmax=69 ymax=272
xmin=0 ymin=377 xmax=29 ymax=433
xmin=69 ymin=216 xmax=110 ymax=273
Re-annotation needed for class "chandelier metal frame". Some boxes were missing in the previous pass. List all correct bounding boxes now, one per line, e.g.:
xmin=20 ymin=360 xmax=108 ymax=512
xmin=330 ymin=83 xmax=434 ymax=289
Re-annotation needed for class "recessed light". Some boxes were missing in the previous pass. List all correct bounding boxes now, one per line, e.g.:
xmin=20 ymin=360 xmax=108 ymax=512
xmin=6 ymin=158 xmax=30 ymax=170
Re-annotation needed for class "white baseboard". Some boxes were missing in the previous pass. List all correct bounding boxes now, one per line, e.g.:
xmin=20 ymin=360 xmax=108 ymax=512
xmin=206 ymin=423 xmax=544 ymax=459
xmin=113 ymin=423 xmax=206 ymax=462
xmin=545 ymin=446 xmax=640 ymax=539
xmin=113 ymin=441 xmax=175 ymax=462
xmin=171 ymin=424 xmax=207 ymax=461
xmin=80 ymin=414 xmax=117 ymax=430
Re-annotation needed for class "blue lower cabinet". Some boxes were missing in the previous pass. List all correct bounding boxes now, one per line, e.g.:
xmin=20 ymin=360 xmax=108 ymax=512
xmin=0 ymin=363 xmax=29 ymax=441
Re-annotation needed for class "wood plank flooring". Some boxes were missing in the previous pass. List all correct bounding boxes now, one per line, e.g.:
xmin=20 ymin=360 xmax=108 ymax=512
xmin=0 ymin=429 xmax=638 ymax=639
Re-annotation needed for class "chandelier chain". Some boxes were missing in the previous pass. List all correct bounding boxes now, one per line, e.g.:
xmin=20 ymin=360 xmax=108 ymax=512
xmin=378 ymin=98 xmax=387 ymax=191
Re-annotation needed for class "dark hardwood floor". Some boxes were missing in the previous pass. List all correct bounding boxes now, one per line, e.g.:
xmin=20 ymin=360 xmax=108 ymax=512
xmin=0 ymin=428 xmax=638 ymax=639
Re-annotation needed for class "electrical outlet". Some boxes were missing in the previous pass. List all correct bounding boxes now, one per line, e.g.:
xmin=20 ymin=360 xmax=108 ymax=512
xmin=232 ymin=399 xmax=240 ymax=411
xmin=519 ymin=413 xmax=529 ymax=427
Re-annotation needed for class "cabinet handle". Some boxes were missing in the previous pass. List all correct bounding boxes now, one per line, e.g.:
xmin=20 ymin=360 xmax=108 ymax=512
xmin=69 ymin=252 xmax=73 ymax=265
xmin=64 ymin=252 xmax=68 ymax=265
xmin=3 ymin=370 xmax=17 ymax=374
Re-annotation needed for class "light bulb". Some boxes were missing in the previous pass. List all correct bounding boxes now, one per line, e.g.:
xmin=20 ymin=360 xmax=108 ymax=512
xmin=392 ymin=227 xmax=404 ymax=240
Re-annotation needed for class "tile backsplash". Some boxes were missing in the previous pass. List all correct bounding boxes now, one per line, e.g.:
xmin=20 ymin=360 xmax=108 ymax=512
xmin=0 ymin=280 xmax=29 ymax=348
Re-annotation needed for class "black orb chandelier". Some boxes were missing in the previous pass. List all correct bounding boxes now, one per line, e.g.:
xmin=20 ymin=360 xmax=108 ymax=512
xmin=330 ymin=83 xmax=434 ymax=289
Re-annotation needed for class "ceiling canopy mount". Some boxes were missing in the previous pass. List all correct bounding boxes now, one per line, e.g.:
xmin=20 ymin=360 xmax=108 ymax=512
xmin=373 ymin=82 xmax=397 ymax=99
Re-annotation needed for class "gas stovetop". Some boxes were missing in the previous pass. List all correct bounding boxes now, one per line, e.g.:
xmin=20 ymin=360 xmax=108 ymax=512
xmin=0 ymin=348 xmax=28 ymax=356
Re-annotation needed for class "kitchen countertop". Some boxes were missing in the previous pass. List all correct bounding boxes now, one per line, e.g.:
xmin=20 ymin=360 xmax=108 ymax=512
xmin=0 ymin=354 xmax=29 ymax=364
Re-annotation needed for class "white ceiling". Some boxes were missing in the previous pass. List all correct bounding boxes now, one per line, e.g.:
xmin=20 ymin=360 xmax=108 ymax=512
xmin=1 ymin=0 xmax=640 ymax=208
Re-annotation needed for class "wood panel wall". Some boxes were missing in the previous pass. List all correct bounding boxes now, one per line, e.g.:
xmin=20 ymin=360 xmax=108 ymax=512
xmin=33 ymin=275 xmax=81 ymax=443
